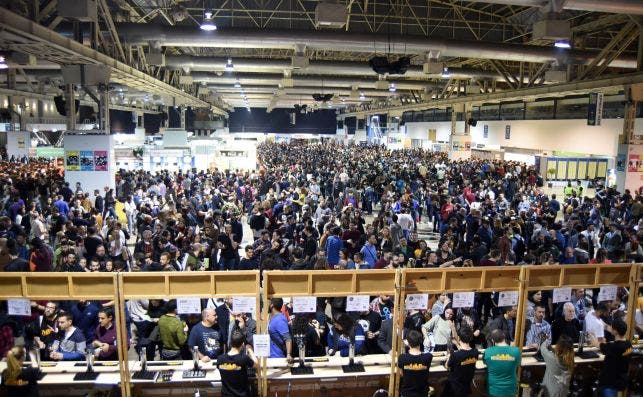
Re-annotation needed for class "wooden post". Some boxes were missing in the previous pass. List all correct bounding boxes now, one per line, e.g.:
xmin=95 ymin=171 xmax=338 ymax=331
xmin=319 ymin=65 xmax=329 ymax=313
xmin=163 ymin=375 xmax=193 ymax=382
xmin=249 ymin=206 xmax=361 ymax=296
xmin=625 ymin=264 xmax=641 ymax=340
xmin=114 ymin=273 xmax=132 ymax=397
xmin=261 ymin=273 xmax=270 ymax=397
xmin=389 ymin=268 xmax=403 ymax=396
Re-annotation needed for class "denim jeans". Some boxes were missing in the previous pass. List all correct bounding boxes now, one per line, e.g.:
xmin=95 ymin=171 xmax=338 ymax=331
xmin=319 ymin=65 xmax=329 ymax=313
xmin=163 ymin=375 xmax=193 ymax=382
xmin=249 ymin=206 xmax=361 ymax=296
xmin=600 ymin=388 xmax=619 ymax=397
xmin=219 ymin=256 xmax=236 ymax=271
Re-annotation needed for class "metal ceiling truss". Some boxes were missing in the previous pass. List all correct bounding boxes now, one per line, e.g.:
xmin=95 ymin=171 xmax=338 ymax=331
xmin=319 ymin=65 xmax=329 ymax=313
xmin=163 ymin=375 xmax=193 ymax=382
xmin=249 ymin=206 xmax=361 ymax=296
xmin=0 ymin=6 xmax=224 ymax=113
xmin=342 ymin=71 xmax=643 ymax=116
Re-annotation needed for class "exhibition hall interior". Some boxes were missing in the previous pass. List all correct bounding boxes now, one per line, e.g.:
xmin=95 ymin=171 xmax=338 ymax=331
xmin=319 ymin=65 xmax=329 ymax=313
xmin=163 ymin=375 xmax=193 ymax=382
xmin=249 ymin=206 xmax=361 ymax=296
xmin=0 ymin=1 xmax=643 ymax=397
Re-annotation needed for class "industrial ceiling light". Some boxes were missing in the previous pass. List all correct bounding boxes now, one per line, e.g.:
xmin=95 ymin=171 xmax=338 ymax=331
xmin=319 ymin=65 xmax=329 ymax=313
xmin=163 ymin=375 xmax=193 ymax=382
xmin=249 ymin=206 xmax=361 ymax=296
xmin=225 ymin=58 xmax=234 ymax=71
xmin=388 ymin=83 xmax=396 ymax=92
xmin=200 ymin=10 xmax=217 ymax=31
xmin=359 ymin=92 xmax=366 ymax=100
xmin=0 ymin=56 xmax=8 ymax=70
xmin=554 ymin=40 xmax=571 ymax=49
xmin=234 ymin=80 xmax=241 ymax=88
xmin=441 ymin=67 xmax=450 ymax=78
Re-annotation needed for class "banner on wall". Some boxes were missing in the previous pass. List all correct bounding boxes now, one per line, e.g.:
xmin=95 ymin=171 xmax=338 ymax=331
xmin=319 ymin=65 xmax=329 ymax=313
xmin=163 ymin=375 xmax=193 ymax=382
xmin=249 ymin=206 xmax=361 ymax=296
xmin=451 ymin=140 xmax=471 ymax=151
xmin=628 ymin=154 xmax=643 ymax=172
xmin=616 ymin=154 xmax=626 ymax=172
xmin=94 ymin=151 xmax=108 ymax=171
xmin=587 ymin=92 xmax=604 ymax=126
xmin=80 ymin=151 xmax=94 ymax=171
xmin=483 ymin=125 xmax=489 ymax=138
xmin=505 ymin=125 xmax=511 ymax=140
xmin=66 ymin=151 xmax=80 ymax=171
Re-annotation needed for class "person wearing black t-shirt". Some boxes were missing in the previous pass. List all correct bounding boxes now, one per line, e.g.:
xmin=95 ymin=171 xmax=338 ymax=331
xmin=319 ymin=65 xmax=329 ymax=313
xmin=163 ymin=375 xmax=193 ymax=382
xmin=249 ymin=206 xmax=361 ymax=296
xmin=588 ymin=317 xmax=632 ymax=397
xmin=443 ymin=327 xmax=479 ymax=397
xmin=217 ymin=331 xmax=259 ymax=397
xmin=397 ymin=330 xmax=433 ymax=397
xmin=1 ymin=346 xmax=42 ymax=397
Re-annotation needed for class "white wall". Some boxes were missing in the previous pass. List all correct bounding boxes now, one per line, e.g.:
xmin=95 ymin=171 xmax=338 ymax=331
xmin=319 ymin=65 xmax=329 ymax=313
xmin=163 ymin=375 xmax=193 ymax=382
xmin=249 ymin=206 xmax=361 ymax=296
xmin=469 ymin=119 xmax=627 ymax=156
xmin=404 ymin=121 xmax=462 ymax=142
xmin=401 ymin=118 xmax=643 ymax=157
xmin=5 ymin=130 xmax=31 ymax=158
xmin=64 ymin=134 xmax=115 ymax=194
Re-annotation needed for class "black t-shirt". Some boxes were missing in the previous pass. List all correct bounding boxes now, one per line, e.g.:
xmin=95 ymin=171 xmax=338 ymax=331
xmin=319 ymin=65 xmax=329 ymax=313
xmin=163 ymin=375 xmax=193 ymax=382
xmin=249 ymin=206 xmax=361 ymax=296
xmin=218 ymin=234 xmax=236 ymax=259
xmin=2 ymin=367 xmax=41 ymax=397
xmin=397 ymin=352 xmax=433 ymax=397
xmin=446 ymin=348 xmax=479 ymax=395
xmin=217 ymin=352 xmax=255 ymax=397
xmin=598 ymin=340 xmax=632 ymax=390
xmin=84 ymin=236 xmax=103 ymax=259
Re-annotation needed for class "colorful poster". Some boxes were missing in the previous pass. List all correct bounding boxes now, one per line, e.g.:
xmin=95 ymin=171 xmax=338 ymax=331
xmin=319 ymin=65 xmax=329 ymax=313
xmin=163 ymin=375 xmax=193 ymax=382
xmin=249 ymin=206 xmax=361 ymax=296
xmin=80 ymin=151 xmax=94 ymax=171
xmin=94 ymin=151 xmax=108 ymax=171
xmin=66 ymin=151 xmax=80 ymax=171
xmin=628 ymin=154 xmax=643 ymax=172
xmin=616 ymin=154 xmax=625 ymax=172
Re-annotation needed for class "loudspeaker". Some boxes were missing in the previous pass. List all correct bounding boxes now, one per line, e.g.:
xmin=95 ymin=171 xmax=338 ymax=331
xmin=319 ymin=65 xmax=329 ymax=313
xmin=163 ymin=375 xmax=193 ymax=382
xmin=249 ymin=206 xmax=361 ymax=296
xmin=467 ymin=118 xmax=478 ymax=127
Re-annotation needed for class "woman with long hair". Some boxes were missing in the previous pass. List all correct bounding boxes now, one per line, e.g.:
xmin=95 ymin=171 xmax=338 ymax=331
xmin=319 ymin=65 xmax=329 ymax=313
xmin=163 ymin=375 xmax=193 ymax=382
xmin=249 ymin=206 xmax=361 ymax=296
xmin=1 ymin=346 xmax=41 ymax=397
xmin=540 ymin=334 xmax=574 ymax=397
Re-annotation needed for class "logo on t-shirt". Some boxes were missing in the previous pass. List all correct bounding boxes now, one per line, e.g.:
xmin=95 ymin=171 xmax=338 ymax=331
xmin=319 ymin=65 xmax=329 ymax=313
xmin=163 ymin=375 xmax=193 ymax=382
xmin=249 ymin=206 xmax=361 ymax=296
xmin=219 ymin=363 xmax=242 ymax=371
xmin=460 ymin=357 xmax=477 ymax=366
xmin=490 ymin=354 xmax=516 ymax=361
xmin=404 ymin=363 xmax=428 ymax=371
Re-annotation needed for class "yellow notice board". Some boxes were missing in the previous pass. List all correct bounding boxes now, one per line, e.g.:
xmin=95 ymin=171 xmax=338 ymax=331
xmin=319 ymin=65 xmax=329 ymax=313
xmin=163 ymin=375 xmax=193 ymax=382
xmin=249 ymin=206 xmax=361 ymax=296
xmin=597 ymin=161 xmax=607 ymax=178
xmin=567 ymin=161 xmax=577 ymax=180
xmin=547 ymin=159 xmax=558 ymax=177
xmin=557 ymin=161 xmax=567 ymax=180
xmin=577 ymin=161 xmax=587 ymax=180
xmin=587 ymin=161 xmax=597 ymax=179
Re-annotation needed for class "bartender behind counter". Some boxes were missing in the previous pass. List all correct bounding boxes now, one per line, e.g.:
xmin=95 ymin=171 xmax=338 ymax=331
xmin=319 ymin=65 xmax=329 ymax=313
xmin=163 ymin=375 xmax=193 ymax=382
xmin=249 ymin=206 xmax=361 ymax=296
xmin=1 ymin=346 xmax=42 ymax=397
xmin=442 ymin=326 xmax=479 ymax=397
xmin=587 ymin=317 xmax=632 ymax=397
xmin=217 ymin=331 xmax=259 ymax=397
xmin=397 ymin=330 xmax=432 ymax=397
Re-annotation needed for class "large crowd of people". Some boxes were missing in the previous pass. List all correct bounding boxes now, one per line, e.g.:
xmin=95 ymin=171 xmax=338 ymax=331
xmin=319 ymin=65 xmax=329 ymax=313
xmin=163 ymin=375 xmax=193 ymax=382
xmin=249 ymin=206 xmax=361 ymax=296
xmin=0 ymin=142 xmax=641 ymax=397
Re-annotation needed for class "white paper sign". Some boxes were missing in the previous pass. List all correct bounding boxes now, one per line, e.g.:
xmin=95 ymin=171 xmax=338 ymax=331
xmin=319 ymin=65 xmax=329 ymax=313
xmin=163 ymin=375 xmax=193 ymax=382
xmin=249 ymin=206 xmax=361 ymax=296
xmin=292 ymin=296 xmax=317 ymax=313
xmin=405 ymin=294 xmax=429 ymax=310
xmin=7 ymin=299 xmax=31 ymax=316
xmin=553 ymin=287 xmax=572 ymax=303
xmin=233 ymin=296 xmax=256 ymax=315
xmin=498 ymin=291 xmax=519 ymax=307
xmin=346 ymin=295 xmax=370 ymax=312
xmin=253 ymin=334 xmax=270 ymax=357
xmin=176 ymin=297 xmax=202 ymax=314
xmin=598 ymin=285 xmax=617 ymax=302
xmin=452 ymin=292 xmax=475 ymax=308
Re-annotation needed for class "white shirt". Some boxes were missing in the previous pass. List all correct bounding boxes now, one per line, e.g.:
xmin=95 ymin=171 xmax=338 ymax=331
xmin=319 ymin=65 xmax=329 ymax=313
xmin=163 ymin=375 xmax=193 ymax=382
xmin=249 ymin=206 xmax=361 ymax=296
xmin=584 ymin=310 xmax=604 ymax=339
xmin=397 ymin=213 xmax=414 ymax=231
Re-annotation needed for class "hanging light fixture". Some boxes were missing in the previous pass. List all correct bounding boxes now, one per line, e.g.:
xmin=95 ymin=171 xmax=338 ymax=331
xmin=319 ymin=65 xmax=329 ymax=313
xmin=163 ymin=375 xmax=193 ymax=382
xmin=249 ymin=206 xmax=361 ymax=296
xmin=234 ymin=79 xmax=241 ymax=88
xmin=0 ymin=56 xmax=8 ymax=70
xmin=554 ymin=40 xmax=571 ymax=49
xmin=388 ymin=83 xmax=396 ymax=92
xmin=225 ymin=58 xmax=234 ymax=71
xmin=200 ymin=9 xmax=217 ymax=31
xmin=441 ymin=67 xmax=450 ymax=78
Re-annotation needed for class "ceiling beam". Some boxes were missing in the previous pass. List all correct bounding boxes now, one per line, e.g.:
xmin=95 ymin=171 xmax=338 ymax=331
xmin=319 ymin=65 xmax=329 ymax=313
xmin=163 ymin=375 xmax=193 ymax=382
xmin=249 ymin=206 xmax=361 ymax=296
xmin=341 ymin=71 xmax=643 ymax=116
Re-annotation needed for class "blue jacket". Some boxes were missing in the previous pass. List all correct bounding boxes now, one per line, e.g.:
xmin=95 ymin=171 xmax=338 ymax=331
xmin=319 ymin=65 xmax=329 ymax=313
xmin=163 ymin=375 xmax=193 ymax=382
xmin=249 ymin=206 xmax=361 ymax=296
xmin=55 ymin=328 xmax=86 ymax=361
xmin=325 ymin=236 xmax=343 ymax=265
xmin=70 ymin=302 xmax=100 ymax=343
xmin=327 ymin=325 xmax=365 ymax=357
